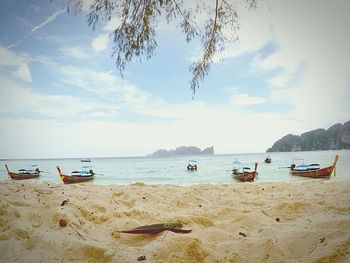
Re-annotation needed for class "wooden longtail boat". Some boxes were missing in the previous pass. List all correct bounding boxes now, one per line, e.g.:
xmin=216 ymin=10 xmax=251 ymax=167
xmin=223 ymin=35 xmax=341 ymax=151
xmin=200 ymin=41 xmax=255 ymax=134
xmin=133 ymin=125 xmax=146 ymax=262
xmin=290 ymin=155 xmax=339 ymax=179
xmin=264 ymin=156 xmax=271 ymax=163
xmin=56 ymin=166 xmax=94 ymax=184
xmin=5 ymin=164 xmax=40 ymax=180
xmin=233 ymin=163 xmax=258 ymax=182
xmin=187 ymin=160 xmax=198 ymax=171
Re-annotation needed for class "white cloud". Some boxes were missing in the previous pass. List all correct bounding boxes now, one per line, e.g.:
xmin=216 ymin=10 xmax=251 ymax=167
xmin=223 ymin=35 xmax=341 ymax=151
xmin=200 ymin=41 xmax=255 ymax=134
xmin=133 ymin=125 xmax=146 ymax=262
xmin=0 ymin=75 xmax=120 ymax=119
xmin=13 ymin=63 xmax=32 ymax=82
xmin=219 ymin=0 xmax=350 ymax=127
xmin=57 ymin=65 xmax=122 ymax=97
xmin=0 ymin=46 xmax=32 ymax=82
xmin=231 ymin=93 xmax=267 ymax=107
xmin=90 ymin=12 xmax=121 ymax=52
xmin=35 ymin=55 xmax=160 ymax=113
xmin=58 ymin=46 xmax=90 ymax=59
xmin=211 ymin=2 xmax=273 ymax=62
xmin=92 ymin=33 xmax=109 ymax=51
xmin=256 ymin=0 xmax=350 ymax=125
xmin=32 ymin=55 xmax=163 ymax=118
xmin=0 ymin=46 xmax=30 ymax=66
xmin=267 ymin=75 xmax=290 ymax=89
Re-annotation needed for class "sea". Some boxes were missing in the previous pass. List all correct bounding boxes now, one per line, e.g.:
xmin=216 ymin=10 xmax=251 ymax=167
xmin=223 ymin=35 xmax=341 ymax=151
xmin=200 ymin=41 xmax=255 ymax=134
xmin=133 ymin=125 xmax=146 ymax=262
xmin=0 ymin=150 xmax=349 ymax=186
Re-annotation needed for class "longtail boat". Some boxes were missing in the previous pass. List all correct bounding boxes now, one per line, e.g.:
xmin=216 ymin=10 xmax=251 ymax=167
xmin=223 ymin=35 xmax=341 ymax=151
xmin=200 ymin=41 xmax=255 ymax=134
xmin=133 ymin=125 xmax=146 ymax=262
xmin=290 ymin=155 xmax=339 ymax=179
xmin=187 ymin=160 xmax=198 ymax=171
xmin=56 ymin=165 xmax=94 ymax=184
xmin=233 ymin=162 xmax=258 ymax=182
xmin=264 ymin=156 xmax=271 ymax=163
xmin=5 ymin=164 xmax=40 ymax=180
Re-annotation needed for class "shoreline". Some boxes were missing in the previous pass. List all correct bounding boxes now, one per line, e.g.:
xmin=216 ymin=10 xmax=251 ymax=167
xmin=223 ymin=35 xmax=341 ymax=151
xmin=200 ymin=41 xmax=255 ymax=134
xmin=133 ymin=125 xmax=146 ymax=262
xmin=0 ymin=180 xmax=349 ymax=262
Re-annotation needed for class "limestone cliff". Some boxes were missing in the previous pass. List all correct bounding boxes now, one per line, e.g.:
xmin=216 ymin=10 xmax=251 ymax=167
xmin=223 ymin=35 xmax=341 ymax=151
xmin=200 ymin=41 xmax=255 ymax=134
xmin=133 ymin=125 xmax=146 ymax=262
xmin=267 ymin=121 xmax=350 ymax=152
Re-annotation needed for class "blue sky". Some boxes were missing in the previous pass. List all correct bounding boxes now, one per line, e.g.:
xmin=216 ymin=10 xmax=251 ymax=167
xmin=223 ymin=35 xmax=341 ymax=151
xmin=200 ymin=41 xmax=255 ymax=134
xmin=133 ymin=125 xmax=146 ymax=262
xmin=0 ymin=0 xmax=349 ymax=158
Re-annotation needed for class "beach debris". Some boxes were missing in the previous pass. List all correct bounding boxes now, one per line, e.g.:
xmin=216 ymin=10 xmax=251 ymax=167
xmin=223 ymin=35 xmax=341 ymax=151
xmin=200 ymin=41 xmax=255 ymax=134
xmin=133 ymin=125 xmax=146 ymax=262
xmin=59 ymin=218 xmax=68 ymax=227
xmin=137 ymin=255 xmax=147 ymax=261
xmin=239 ymin=232 xmax=247 ymax=237
xmin=70 ymin=225 xmax=87 ymax=240
xmin=320 ymin=237 xmax=326 ymax=243
xmin=117 ymin=223 xmax=192 ymax=235
xmin=60 ymin=199 xmax=69 ymax=206
xmin=275 ymin=217 xmax=280 ymax=222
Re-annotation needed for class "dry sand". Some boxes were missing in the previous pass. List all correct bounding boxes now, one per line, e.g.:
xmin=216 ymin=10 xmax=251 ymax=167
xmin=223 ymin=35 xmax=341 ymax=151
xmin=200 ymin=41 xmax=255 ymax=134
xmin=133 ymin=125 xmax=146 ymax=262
xmin=0 ymin=180 xmax=349 ymax=263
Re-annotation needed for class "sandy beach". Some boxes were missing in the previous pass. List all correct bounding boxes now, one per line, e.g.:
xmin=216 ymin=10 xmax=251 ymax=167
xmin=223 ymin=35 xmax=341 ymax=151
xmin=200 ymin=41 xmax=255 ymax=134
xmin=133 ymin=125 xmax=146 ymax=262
xmin=0 ymin=180 xmax=349 ymax=262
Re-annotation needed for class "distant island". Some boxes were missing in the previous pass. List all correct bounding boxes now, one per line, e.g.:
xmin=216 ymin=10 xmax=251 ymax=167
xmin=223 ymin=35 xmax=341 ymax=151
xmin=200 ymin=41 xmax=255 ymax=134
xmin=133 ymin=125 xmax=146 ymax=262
xmin=151 ymin=146 xmax=214 ymax=157
xmin=267 ymin=121 xmax=350 ymax=152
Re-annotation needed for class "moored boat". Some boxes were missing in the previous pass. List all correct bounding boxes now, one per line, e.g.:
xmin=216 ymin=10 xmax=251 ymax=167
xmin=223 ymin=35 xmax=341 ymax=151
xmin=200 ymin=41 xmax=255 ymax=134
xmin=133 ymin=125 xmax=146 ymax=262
xmin=56 ymin=165 xmax=95 ymax=184
xmin=5 ymin=164 xmax=40 ymax=180
xmin=264 ymin=156 xmax=271 ymax=163
xmin=290 ymin=155 xmax=339 ymax=179
xmin=233 ymin=163 xmax=258 ymax=182
xmin=187 ymin=160 xmax=198 ymax=171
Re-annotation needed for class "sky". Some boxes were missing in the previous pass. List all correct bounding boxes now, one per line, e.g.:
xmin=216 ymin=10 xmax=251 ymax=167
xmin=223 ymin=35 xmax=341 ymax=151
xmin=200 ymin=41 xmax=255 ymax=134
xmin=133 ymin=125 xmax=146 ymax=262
xmin=0 ymin=0 xmax=349 ymax=159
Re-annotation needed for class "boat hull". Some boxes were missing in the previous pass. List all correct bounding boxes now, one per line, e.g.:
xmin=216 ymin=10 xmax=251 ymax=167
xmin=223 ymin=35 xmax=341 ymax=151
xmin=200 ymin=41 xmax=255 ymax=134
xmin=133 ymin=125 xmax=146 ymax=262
xmin=290 ymin=166 xmax=335 ymax=178
xmin=187 ymin=165 xmax=197 ymax=171
xmin=60 ymin=174 xmax=94 ymax=184
xmin=233 ymin=171 xmax=257 ymax=182
xmin=8 ymin=172 xmax=40 ymax=180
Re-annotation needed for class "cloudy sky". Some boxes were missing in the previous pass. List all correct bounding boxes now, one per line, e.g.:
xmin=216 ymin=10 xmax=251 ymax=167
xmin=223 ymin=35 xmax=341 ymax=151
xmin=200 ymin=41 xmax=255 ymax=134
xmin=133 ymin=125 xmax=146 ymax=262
xmin=0 ymin=0 xmax=349 ymax=158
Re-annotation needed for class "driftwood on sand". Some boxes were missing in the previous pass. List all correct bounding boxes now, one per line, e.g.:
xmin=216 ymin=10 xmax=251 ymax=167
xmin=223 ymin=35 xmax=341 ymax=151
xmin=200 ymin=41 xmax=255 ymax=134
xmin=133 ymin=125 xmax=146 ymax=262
xmin=117 ymin=223 xmax=192 ymax=235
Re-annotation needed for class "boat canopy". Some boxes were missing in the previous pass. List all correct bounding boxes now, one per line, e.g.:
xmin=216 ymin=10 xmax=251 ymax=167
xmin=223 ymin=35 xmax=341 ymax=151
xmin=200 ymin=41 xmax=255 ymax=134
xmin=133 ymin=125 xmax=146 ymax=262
xmin=295 ymin=164 xmax=309 ymax=171
xmin=309 ymin=163 xmax=320 ymax=167
xmin=18 ymin=164 xmax=39 ymax=174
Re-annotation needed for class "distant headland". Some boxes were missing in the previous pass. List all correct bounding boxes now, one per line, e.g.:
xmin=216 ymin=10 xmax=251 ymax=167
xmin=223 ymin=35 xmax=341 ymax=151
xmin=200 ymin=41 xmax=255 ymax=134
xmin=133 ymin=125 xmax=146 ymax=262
xmin=151 ymin=146 xmax=214 ymax=157
xmin=267 ymin=121 xmax=350 ymax=152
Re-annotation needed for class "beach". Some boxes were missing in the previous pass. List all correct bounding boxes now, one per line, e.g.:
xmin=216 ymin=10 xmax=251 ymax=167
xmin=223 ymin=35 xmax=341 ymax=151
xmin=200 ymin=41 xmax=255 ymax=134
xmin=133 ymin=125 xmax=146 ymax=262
xmin=0 ymin=180 xmax=349 ymax=262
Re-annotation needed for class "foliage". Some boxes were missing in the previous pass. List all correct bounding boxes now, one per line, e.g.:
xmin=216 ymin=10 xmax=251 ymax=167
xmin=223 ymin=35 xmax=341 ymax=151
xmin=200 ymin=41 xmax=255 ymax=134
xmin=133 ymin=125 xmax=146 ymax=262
xmin=64 ymin=0 xmax=258 ymax=95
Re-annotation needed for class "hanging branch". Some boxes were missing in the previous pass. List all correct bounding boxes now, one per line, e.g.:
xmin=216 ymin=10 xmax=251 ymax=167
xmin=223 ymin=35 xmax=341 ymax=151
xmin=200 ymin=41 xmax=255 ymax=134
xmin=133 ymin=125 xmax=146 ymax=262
xmin=63 ymin=0 xmax=258 ymax=96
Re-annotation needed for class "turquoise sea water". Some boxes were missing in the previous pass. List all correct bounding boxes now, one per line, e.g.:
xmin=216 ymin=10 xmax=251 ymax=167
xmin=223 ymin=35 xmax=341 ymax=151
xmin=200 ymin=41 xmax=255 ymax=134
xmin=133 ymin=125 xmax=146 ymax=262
xmin=0 ymin=150 xmax=349 ymax=185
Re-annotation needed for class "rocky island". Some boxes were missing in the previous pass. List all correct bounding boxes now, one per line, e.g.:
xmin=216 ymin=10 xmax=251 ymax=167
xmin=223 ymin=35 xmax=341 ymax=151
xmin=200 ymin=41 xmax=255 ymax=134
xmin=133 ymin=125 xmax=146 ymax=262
xmin=152 ymin=146 xmax=214 ymax=157
xmin=267 ymin=121 xmax=350 ymax=152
